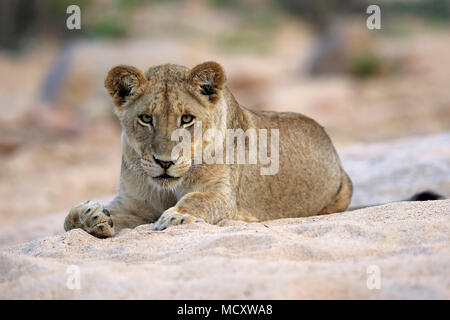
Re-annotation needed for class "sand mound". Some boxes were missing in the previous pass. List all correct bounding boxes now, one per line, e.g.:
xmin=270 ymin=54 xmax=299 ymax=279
xmin=1 ymin=200 xmax=449 ymax=299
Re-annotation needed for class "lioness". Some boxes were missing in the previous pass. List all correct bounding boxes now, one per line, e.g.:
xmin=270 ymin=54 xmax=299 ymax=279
xmin=64 ymin=62 xmax=352 ymax=238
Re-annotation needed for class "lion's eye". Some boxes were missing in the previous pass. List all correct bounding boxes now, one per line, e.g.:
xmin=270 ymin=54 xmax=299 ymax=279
xmin=138 ymin=114 xmax=152 ymax=126
xmin=181 ymin=114 xmax=194 ymax=125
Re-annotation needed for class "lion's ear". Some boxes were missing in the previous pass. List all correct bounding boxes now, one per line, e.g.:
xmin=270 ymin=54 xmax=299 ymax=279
xmin=105 ymin=65 xmax=147 ymax=107
xmin=188 ymin=61 xmax=226 ymax=104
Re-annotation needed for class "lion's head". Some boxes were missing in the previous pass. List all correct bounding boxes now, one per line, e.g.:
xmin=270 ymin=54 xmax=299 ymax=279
xmin=105 ymin=62 xmax=227 ymax=189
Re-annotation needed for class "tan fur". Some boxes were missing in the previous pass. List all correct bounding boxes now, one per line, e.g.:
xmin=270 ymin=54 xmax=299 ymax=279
xmin=64 ymin=61 xmax=352 ymax=237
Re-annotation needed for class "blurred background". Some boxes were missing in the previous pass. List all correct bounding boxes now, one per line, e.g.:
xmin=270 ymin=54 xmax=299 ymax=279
xmin=0 ymin=0 xmax=449 ymax=229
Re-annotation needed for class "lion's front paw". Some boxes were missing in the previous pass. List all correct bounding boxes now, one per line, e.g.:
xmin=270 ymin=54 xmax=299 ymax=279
xmin=153 ymin=208 xmax=203 ymax=231
xmin=64 ymin=200 xmax=115 ymax=238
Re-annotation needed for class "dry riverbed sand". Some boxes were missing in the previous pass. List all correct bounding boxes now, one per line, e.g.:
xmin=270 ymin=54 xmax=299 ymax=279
xmin=0 ymin=200 xmax=449 ymax=299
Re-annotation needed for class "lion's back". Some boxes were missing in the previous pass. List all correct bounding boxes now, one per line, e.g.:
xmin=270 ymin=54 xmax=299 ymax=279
xmin=233 ymin=108 xmax=344 ymax=220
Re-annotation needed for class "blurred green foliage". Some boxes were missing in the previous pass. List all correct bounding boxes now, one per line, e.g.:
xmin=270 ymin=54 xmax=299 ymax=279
xmin=387 ymin=0 xmax=450 ymax=23
xmin=1 ymin=0 xmax=449 ymax=52
xmin=210 ymin=0 xmax=240 ymax=8
xmin=276 ymin=0 xmax=366 ymax=30
xmin=216 ymin=32 xmax=272 ymax=54
xmin=212 ymin=3 xmax=281 ymax=53
xmin=351 ymin=51 xmax=381 ymax=77
xmin=87 ymin=14 xmax=127 ymax=39
xmin=85 ymin=0 xmax=142 ymax=39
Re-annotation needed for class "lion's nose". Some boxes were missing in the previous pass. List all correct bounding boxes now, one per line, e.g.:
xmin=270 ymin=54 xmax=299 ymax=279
xmin=153 ymin=156 xmax=174 ymax=169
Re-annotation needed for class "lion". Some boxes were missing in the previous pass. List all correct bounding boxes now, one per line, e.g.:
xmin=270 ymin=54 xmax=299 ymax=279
xmin=64 ymin=61 xmax=353 ymax=238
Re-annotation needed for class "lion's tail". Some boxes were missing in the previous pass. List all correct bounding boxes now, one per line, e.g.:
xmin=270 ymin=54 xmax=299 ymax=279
xmin=348 ymin=190 xmax=445 ymax=211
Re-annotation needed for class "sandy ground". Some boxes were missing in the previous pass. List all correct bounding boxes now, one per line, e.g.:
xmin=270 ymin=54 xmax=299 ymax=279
xmin=1 ymin=200 xmax=449 ymax=299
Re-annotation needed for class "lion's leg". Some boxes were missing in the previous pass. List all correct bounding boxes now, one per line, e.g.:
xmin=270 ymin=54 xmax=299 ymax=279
xmin=64 ymin=200 xmax=115 ymax=238
xmin=318 ymin=170 xmax=353 ymax=215
xmin=153 ymin=188 xmax=237 ymax=230
xmin=64 ymin=198 xmax=149 ymax=238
